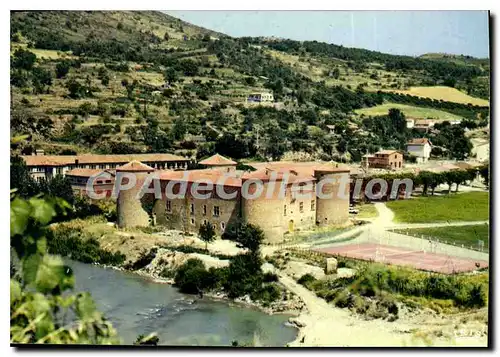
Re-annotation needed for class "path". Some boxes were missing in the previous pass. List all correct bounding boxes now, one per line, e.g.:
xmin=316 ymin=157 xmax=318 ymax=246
xmin=278 ymin=273 xmax=412 ymax=347
xmin=279 ymin=270 xmax=486 ymax=347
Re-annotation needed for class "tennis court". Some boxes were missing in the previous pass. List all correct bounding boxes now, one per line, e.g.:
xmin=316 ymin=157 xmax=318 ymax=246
xmin=316 ymin=242 xmax=488 ymax=274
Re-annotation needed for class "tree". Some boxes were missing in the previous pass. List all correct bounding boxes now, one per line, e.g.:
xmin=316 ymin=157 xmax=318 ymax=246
xmin=442 ymin=170 xmax=458 ymax=194
xmin=32 ymin=67 xmax=53 ymax=94
xmin=479 ymin=164 xmax=489 ymax=187
xmin=12 ymin=49 xmax=36 ymax=71
xmin=55 ymin=61 xmax=71 ymax=78
xmin=10 ymin=156 xmax=38 ymax=198
xmin=164 ymin=32 xmax=170 ymax=41
xmin=244 ymin=77 xmax=256 ymax=86
xmin=66 ymin=79 xmax=88 ymax=99
xmin=164 ymin=67 xmax=179 ymax=85
xmin=416 ymin=171 xmax=433 ymax=196
xmin=230 ymin=223 xmax=264 ymax=254
xmin=199 ymin=221 xmax=216 ymax=251
xmin=453 ymin=170 xmax=469 ymax=193
xmin=429 ymin=173 xmax=444 ymax=195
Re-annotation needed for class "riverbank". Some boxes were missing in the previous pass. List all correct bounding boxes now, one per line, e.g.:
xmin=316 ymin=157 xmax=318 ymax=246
xmin=55 ymin=220 xmax=488 ymax=347
xmin=68 ymin=260 xmax=299 ymax=346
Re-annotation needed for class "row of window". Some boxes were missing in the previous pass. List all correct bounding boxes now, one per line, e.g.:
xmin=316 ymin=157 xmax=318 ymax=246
xmin=190 ymin=219 xmax=226 ymax=231
xmin=284 ymin=201 xmax=315 ymax=216
xmin=166 ymin=201 xmax=221 ymax=217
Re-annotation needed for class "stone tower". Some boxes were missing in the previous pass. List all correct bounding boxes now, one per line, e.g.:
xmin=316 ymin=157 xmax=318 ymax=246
xmin=116 ymin=160 xmax=155 ymax=228
xmin=314 ymin=167 xmax=350 ymax=226
xmin=241 ymin=169 xmax=288 ymax=243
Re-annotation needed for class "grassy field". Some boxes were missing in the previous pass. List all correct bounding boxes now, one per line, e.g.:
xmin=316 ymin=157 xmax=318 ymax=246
xmin=384 ymin=86 xmax=489 ymax=106
xmin=355 ymin=103 xmax=464 ymax=121
xmin=386 ymin=192 xmax=489 ymax=223
xmin=392 ymin=224 xmax=489 ymax=252
xmin=356 ymin=203 xmax=378 ymax=219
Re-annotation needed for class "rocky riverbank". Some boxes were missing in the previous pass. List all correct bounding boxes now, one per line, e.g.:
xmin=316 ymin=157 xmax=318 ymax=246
xmin=126 ymin=246 xmax=306 ymax=316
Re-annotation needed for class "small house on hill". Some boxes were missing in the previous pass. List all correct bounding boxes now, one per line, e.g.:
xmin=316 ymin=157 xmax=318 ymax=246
xmin=362 ymin=149 xmax=403 ymax=170
xmin=407 ymin=138 xmax=432 ymax=163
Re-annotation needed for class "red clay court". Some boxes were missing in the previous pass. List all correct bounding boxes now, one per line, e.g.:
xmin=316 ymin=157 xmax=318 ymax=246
xmin=316 ymin=243 xmax=489 ymax=274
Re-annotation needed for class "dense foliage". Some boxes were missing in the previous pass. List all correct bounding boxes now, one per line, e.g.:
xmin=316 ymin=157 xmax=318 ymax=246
xmin=10 ymin=195 xmax=120 ymax=344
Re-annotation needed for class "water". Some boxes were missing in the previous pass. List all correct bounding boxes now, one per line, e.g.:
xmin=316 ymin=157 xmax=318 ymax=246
xmin=68 ymin=260 xmax=298 ymax=346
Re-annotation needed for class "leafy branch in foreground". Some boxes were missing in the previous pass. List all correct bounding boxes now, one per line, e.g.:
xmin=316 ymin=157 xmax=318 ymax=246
xmin=10 ymin=194 xmax=120 ymax=344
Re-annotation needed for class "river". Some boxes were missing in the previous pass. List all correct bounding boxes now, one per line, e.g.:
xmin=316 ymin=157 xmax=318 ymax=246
xmin=68 ymin=260 xmax=298 ymax=346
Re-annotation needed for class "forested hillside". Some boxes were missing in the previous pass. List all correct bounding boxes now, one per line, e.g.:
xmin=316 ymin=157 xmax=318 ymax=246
xmin=10 ymin=11 xmax=490 ymax=163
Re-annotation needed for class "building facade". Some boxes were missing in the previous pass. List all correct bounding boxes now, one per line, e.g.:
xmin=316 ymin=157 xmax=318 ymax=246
xmin=407 ymin=138 xmax=432 ymax=163
xmin=21 ymin=152 xmax=190 ymax=181
xmin=362 ymin=150 xmax=404 ymax=170
xmin=247 ymin=92 xmax=274 ymax=103
xmin=116 ymin=158 xmax=351 ymax=243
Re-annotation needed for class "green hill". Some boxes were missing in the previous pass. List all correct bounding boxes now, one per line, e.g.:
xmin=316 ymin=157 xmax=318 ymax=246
xmin=10 ymin=11 xmax=489 ymax=163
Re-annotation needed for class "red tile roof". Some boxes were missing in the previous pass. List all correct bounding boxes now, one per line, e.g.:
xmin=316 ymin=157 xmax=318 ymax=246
xmin=116 ymin=160 xmax=155 ymax=172
xmin=159 ymin=169 xmax=243 ymax=187
xmin=248 ymin=161 xmax=350 ymax=176
xmin=21 ymin=153 xmax=189 ymax=167
xmin=199 ymin=154 xmax=237 ymax=166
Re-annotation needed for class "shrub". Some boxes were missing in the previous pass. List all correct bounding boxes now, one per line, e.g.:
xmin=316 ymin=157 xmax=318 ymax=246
xmin=174 ymin=258 xmax=208 ymax=294
xmin=262 ymin=272 xmax=279 ymax=283
xmin=297 ymin=273 xmax=316 ymax=286
xmin=251 ymin=283 xmax=281 ymax=304
xmin=48 ymin=226 xmax=125 ymax=266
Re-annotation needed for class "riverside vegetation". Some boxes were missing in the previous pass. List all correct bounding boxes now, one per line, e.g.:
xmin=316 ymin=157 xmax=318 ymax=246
xmin=270 ymin=248 xmax=488 ymax=321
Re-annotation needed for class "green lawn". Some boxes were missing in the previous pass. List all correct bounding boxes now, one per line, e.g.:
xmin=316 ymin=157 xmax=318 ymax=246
xmin=356 ymin=203 xmax=378 ymax=219
xmin=386 ymin=192 xmax=489 ymax=223
xmin=392 ymin=224 xmax=489 ymax=252
xmin=355 ymin=102 xmax=464 ymax=121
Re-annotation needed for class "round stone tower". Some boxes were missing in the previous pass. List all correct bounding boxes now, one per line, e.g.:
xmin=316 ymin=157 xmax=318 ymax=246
xmin=241 ymin=169 xmax=287 ymax=243
xmin=116 ymin=160 xmax=155 ymax=228
xmin=314 ymin=166 xmax=350 ymax=226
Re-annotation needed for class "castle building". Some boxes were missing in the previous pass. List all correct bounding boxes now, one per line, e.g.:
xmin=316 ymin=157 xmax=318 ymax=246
xmin=114 ymin=157 xmax=350 ymax=243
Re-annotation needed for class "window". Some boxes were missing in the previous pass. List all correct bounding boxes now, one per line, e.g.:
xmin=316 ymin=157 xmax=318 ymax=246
xmin=220 ymin=222 xmax=226 ymax=231
xmin=299 ymin=202 xmax=304 ymax=213
xmin=203 ymin=219 xmax=208 ymax=225
xmin=190 ymin=203 xmax=194 ymax=214
xmin=203 ymin=205 xmax=207 ymax=216
xmin=105 ymin=180 xmax=112 ymax=183
xmin=96 ymin=180 xmax=103 ymax=184
xmin=191 ymin=218 xmax=195 ymax=225
xmin=166 ymin=200 xmax=171 ymax=212
xmin=284 ymin=205 xmax=287 ymax=216
xmin=213 ymin=206 xmax=220 ymax=217
xmin=311 ymin=200 xmax=315 ymax=211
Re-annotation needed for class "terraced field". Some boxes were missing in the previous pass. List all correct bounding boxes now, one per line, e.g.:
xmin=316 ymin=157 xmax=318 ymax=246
xmin=383 ymin=86 xmax=489 ymax=106
xmin=355 ymin=103 xmax=464 ymax=121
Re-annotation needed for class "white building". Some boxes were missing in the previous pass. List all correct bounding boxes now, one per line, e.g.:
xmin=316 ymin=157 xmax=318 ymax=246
xmin=406 ymin=118 xmax=415 ymax=129
xmin=247 ymin=92 xmax=274 ymax=103
xmin=407 ymin=138 xmax=432 ymax=163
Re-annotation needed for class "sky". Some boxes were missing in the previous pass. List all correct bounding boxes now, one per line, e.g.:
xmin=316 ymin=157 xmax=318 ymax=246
xmin=164 ymin=11 xmax=490 ymax=58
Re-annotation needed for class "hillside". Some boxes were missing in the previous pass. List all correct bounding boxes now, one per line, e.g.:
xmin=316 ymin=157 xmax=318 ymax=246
xmin=10 ymin=11 xmax=490 ymax=163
